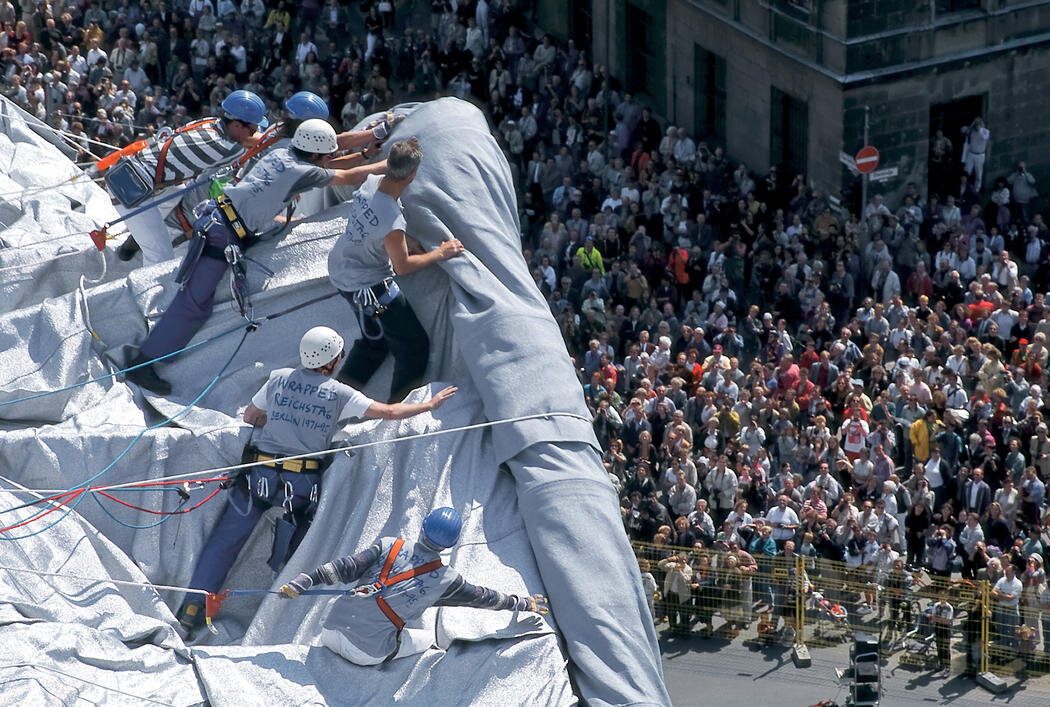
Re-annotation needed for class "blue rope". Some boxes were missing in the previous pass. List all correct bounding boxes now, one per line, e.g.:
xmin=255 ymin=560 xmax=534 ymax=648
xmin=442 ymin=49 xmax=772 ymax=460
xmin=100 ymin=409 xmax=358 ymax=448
xmin=0 ymin=322 xmax=247 ymax=407
xmin=90 ymin=493 xmax=189 ymax=531
xmin=0 ymin=328 xmax=250 ymax=539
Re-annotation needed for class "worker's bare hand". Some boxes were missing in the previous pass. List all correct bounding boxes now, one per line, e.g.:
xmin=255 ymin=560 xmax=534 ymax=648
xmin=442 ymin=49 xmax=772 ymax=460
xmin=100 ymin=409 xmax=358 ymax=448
xmin=428 ymin=386 xmax=457 ymax=410
xmin=438 ymin=239 xmax=465 ymax=260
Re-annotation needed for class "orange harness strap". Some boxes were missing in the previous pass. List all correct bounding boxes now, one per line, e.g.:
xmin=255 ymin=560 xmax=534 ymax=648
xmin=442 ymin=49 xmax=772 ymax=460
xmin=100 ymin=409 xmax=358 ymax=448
xmin=96 ymin=119 xmax=217 ymax=177
xmin=227 ymin=123 xmax=284 ymax=180
xmin=373 ymin=538 xmax=444 ymax=632
xmin=153 ymin=118 xmax=217 ymax=187
xmin=95 ymin=139 xmax=149 ymax=172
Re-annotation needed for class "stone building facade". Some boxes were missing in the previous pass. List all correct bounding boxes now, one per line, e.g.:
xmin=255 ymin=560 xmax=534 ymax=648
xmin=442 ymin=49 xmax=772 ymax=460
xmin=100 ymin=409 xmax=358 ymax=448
xmin=540 ymin=0 xmax=1050 ymax=207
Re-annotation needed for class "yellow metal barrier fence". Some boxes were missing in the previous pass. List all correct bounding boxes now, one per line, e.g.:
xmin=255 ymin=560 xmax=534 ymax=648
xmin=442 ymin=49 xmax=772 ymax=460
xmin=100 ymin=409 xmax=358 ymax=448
xmin=633 ymin=541 xmax=1050 ymax=679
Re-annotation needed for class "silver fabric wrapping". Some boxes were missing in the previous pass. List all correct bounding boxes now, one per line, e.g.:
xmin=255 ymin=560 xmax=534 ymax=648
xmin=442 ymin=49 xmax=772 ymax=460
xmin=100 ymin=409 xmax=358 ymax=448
xmin=0 ymin=97 xmax=667 ymax=705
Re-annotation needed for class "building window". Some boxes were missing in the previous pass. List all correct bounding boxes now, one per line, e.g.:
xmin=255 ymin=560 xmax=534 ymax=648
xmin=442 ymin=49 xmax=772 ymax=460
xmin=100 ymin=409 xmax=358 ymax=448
xmin=625 ymin=3 xmax=656 ymax=97
xmin=770 ymin=87 xmax=808 ymax=177
xmin=694 ymin=45 xmax=726 ymax=144
xmin=775 ymin=0 xmax=813 ymax=19
xmin=935 ymin=0 xmax=981 ymax=12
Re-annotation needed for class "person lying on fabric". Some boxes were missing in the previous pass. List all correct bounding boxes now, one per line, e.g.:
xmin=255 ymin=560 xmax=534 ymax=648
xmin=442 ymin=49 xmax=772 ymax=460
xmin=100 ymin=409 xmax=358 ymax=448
xmin=327 ymin=137 xmax=466 ymax=403
xmin=279 ymin=507 xmax=549 ymax=666
xmin=126 ymin=119 xmax=388 ymax=396
xmin=175 ymin=326 xmax=455 ymax=639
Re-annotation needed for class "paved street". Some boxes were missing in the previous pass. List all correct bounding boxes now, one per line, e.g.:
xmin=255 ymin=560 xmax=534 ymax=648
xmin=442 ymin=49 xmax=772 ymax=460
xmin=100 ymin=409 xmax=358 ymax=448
xmin=660 ymin=627 xmax=1050 ymax=706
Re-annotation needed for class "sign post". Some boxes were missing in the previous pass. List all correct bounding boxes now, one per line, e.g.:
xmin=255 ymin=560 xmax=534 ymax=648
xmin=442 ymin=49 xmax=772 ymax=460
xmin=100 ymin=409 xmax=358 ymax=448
xmin=859 ymin=106 xmax=872 ymax=219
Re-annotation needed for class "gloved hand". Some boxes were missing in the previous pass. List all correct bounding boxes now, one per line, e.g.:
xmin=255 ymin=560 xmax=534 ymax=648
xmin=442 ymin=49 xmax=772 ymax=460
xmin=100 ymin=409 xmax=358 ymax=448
xmin=279 ymin=572 xmax=313 ymax=599
xmin=524 ymin=593 xmax=548 ymax=615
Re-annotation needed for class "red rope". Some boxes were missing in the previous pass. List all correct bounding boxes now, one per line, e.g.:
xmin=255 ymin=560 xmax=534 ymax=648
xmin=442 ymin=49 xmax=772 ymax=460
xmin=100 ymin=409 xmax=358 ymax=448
xmin=95 ymin=487 xmax=224 ymax=516
xmin=0 ymin=489 xmax=85 ymax=533
xmin=17 ymin=477 xmax=231 ymax=508
xmin=1 ymin=477 xmax=230 ymax=532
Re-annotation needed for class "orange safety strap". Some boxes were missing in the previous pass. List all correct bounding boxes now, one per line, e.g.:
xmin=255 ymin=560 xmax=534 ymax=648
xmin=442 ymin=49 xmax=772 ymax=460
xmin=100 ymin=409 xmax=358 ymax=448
xmin=373 ymin=538 xmax=444 ymax=633
xmin=95 ymin=139 xmax=150 ymax=172
xmin=174 ymin=205 xmax=194 ymax=235
xmin=226 ymin=123 xmax=284 ymax=181
xmin=154 ymin=118 xmax=217 ymax=187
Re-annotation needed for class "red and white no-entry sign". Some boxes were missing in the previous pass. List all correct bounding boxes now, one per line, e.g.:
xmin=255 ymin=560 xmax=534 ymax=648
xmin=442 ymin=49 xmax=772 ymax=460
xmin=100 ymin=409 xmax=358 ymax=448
xmin=854 ymin=145 xmax=879 ymax=174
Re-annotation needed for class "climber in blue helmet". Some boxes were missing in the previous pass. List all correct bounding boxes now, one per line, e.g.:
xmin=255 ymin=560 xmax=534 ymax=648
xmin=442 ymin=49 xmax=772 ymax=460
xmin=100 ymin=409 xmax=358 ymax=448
xmin=278 ymin=507 xmax=550 ymax=666
xmin=273 ymin=90 xmax=403 ymax=157
xmin=285 ymin=90 xmax=330 ymax=121
xmin=221 ymin=89 xmax=269 ymax=128
xmin=108 ymin=89 xmax=270 ymax=264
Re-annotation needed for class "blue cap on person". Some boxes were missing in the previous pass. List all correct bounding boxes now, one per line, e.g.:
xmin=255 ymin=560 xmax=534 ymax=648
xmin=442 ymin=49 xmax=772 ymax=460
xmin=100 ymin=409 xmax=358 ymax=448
xmin=221 ymin=90 xmax=268 ymax=129
xmin=284 ymin=91 xmax=329 ymax=120
xmin=422 ymin=507 xmax=462 ymax=549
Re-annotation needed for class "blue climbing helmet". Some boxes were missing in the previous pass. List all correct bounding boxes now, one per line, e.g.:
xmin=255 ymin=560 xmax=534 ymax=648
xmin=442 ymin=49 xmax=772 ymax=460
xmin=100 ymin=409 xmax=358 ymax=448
xmin=221 ymin=89 xmax=268 ymax=128
xmin=422 ymin=507 xmax=462 ymax=549
xmin=284 ymin=91 xmax=329 ymax=120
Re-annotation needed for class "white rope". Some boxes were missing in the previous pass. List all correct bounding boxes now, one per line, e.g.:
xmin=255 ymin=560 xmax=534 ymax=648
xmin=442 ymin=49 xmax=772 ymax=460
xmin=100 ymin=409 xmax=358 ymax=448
xmin=0 ymin=244 xmax=105 ymax=274
xmin=0 ymin=173 xmax=103 ymax=200
xmin=0 ymin=472 xmax=73 ymax=516
xmin=0 ymin=226 xmax=127 ymax=268
xmin=0 ymin=663 xmax=176 ymax=705
xmin=72 ymin=112 xmax=158 ymax=132
xmin=50 ymin=126 xmax=123 ymax=152
xmin=3 ymin=411 xmax=592 ymax=495
xmin=0 ymin=563 xmax=209 ymax=596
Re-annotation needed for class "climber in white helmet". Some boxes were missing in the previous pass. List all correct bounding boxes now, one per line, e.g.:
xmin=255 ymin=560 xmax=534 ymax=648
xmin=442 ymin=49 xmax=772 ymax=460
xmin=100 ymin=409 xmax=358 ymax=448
xmin=175 ymin=324 xmax=456 ymax=639
xmin=128 ymin=119 xmax=388 ymax=397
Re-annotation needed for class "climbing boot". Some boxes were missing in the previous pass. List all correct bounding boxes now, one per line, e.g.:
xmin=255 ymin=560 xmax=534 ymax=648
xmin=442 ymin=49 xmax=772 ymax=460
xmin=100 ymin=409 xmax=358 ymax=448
xmin=175 ymin=598 xmax=205 ymax=641
xmin=125 ymin=354 xmax=172 ymax=396
xmin=116 ymin=235 xmax=141 ymax=261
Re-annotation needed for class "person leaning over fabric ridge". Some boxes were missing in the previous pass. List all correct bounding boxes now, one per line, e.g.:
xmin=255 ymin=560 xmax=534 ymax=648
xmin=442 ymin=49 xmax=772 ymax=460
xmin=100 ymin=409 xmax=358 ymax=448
xmin=278 ymin=507 xmax=549 ymax=666
xmin=99 ymin=90 xmax=267 ymax=266
xmin=328 ymin=138 xmax=466 ymax=403
xmin=169 ymin=91 xmax=403 ymax=243
xmin=126 ymin=119 xmax=388 ymax=396
xmin=175 ymin=326 xmax=456 ymax=638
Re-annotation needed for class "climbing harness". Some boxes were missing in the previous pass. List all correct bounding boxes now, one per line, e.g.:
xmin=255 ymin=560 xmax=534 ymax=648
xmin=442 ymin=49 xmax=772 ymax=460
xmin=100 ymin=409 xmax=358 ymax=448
xmin=353 ymin=279 xmax=401 ymax=341
xmin=225 ymin=243 xmax=253 ymax=320
xmin=371 ymin=538 xmax=444 ymax=632
xmin=227 ymin=446 xmax=328 ymax=572
xmin=97 ymin=118 xmax=217 ymax=207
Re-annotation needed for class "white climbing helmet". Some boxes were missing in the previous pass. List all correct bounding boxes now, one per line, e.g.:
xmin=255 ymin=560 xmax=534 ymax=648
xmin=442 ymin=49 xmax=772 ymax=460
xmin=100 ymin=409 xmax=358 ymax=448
xmin=292 ymin=118 xmax=338 ymax=155
xmin=300 ymin=326 xmax=344 ymax=369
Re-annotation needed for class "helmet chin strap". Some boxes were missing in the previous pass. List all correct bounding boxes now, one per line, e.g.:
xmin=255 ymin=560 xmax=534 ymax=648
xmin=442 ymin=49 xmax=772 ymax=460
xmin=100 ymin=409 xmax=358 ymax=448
xmin=420 ymin=537 xmax=446 ymax=552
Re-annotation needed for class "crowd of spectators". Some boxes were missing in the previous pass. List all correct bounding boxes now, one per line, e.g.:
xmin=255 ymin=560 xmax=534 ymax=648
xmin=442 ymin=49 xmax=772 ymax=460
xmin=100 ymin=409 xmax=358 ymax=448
xmin=0 ymin=0 xmax=540 ymax=155
xmin=559 ymin=98 xmax=1050 ymax=658
xmin=480 ymin=17 xmax=1050 ymax=665
xmin=4 ymin=0 xmax=1050 ymax=670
